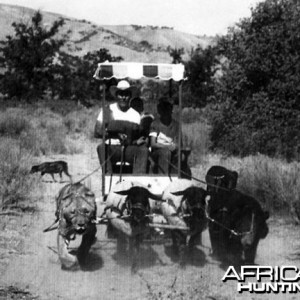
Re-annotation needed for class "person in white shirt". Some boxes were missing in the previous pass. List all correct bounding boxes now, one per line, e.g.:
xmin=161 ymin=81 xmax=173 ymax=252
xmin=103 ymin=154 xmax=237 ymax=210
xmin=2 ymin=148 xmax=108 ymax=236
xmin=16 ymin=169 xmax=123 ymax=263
xmin=94 ymin=80 xmax=148 ymax=174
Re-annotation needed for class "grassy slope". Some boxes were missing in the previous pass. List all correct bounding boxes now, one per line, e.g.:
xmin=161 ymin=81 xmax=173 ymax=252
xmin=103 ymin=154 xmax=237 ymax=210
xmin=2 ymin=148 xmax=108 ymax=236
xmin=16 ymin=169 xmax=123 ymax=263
xmin=0 ymin=3 xmax=213 ymax=62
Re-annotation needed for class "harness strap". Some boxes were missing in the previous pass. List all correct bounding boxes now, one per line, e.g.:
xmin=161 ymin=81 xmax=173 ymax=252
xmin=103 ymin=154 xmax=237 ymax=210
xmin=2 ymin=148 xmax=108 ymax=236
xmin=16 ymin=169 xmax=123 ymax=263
xmin=168 ymin=160 xmax=234 ymax=193
xmin=204 ymin=207 xmax=255 ymax=237
xmin=43 ymin=219 xmax=59 ymax=232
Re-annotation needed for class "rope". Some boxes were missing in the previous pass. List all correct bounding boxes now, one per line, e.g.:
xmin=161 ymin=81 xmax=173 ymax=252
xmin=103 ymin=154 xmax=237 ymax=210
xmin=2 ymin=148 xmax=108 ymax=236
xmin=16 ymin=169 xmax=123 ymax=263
xmin=43 ymin=221 xmax=58 ymax=232
xmin=166 ymin=161 xmax=255 ymax=236
xmin=203 ymin=207 xmax=254 ymax=237
xmin=44 ymin=148 xmax=252 ymax=237
xmin=168 ymin=160 xmax=234 ymax=193
xmin=74 ymin=149 xmax=117 ymax=184
xmin=43 ymin=149 xmax=118 ymax=233
xmin=166 ymin=174 xmax=254 ymax=237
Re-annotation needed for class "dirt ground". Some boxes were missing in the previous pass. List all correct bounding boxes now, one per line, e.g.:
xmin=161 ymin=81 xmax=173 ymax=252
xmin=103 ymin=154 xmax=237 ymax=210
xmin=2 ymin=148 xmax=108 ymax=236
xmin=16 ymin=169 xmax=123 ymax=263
xmin=1 ymin=144 xmax=300 ymax=300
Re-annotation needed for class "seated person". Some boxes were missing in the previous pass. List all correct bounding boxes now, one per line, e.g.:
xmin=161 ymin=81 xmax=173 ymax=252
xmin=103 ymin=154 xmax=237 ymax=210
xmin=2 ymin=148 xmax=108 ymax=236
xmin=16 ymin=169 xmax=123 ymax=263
xmin=149 ymin=97 xmax=191 ymax=178
xmin=130 ymin=97 xmax=154 ymax=147
xmin=94 ymin=80 xmax=148 ymax=174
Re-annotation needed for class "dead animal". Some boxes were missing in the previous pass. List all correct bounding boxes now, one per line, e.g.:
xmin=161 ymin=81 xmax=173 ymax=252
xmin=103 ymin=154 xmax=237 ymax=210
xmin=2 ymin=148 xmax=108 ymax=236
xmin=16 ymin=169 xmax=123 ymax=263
xmin=30 ymin=161 xmax=72 ymax=182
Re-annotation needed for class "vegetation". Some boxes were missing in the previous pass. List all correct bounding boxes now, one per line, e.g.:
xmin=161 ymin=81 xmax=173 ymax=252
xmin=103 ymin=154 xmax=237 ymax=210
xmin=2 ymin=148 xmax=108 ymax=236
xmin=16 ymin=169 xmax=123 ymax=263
xmin=208 ymin=0 xmax=300 ymax=160
xmin=0 ymin=11 xmax=65 ymax=100
xmin=0 ymin=103 xmax=98 ymax=209
xmin=192 ymin=151 xmax=300 ymax=215
xmin=184 ymin=46 xmax=218 ymax=107
xmin=168 ymin=47 xmax=184 ymax=63
xmin=0 ymin=137 xmax=35 ymax=209
xmin=0 ymin=4 xmax=299 ymax=216
xmin=139 ymin=40 xmax=153 ymax=50
xmin=0 ymin=11 xmax=123 ymax=102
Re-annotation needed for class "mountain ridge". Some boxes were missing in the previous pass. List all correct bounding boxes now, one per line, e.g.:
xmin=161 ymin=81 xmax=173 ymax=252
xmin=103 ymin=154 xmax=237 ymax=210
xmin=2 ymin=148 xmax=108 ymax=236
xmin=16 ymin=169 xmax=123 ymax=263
xmin=0 ymin=3 xmax=215 ymax=63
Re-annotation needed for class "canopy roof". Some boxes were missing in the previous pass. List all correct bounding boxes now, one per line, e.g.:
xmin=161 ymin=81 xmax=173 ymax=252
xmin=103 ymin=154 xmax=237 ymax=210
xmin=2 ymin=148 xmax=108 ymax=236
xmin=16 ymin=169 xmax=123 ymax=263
xmin=93 ymin=62 xmax=185 ymax=81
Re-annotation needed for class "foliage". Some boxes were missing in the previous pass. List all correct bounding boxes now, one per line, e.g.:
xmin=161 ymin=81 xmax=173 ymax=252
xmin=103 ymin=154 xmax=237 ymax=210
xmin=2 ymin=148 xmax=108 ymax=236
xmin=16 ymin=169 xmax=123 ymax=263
xmin=168 ymin=47 xmax=184 ymax=63
xmin=139 ymin=40 xmax=153 ymax=50
xmin=0 ymin=113 xmax=31 ymax=136
xmin=237 ymin=154 xmax=300 ymax=213
xmin=0 ymin=11 xmax=123 ymax=102
xmin=51 ymin=48 xmax=123 ymax=100
xmin=193 ymin=152 xmax=300 ymax=215
xmin=0 ymin=106 xmax=82 ymax=156
xmin=0 ymin=11 xmax=65 ymax=100
xmin=0 ymin=138 xmax=35 ymax=209
xmin=209 ymin=0 xmax=300 ymax=160
xmin=182 ymin=115 xmax=211 ymax=166
xmin=64 ymin=107 xmax=98 ymax=138
xmin=184 ymin=45 xmax=219 ymax=107
xmin=75 ymin=48 xmax=123 ymax=100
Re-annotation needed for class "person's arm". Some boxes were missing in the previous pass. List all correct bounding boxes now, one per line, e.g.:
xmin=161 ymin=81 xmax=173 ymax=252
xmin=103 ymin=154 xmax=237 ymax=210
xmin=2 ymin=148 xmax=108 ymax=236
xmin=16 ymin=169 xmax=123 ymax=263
xmin=94 ymin=107 xmax=112 ymax=139
xmin=94 ymin=120 xmax=103 ymax=138
xmin=150 ymin=135 xmax=163 ymax=149
xmin=150 ymin=134 xmax=176 ymax=151
xmin=94 ymin=109 xmax=105 ymax=139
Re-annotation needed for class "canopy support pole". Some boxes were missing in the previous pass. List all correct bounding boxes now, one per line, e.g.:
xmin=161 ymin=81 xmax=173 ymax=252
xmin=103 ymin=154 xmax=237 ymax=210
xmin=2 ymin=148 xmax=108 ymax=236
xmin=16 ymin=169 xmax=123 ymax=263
xmin=178 ymin=81 xmax=183 ymax=178
xmin=101 ymin=83 xmax=106 ymax=197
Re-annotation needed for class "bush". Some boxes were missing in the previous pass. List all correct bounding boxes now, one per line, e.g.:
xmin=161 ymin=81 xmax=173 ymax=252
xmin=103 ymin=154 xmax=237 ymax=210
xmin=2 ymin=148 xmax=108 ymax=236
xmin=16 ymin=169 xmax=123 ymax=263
xmin=0 ymin=112 xmax=31 ymax=136
xmin=0 ymin=105 xmax=83 ymax=156
xmin=182 ymin=118 xmax=211 ymax=167
xmin=64 ymin=107 xmax=99 ymax=139
xmin=209 ymin=0 xmax=300 ymax=160
xmin=0 ymin=138 xmax=36 ymax=209
xmin=237 ymin=155 xmax=300 ymax=214
xmin=193 ymin=153 xmax=300 ymax=215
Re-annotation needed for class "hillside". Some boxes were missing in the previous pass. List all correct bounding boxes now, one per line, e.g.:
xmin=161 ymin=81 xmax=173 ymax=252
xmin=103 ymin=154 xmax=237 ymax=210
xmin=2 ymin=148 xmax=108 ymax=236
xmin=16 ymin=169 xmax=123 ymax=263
xmin=0 ymin=3 xmax=214 ymax=63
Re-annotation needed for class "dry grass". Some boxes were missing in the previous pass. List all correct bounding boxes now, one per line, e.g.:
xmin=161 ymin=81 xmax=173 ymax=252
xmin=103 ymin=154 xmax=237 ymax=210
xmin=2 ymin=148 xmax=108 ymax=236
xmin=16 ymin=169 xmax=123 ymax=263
xmin=182 ymin=114 xmax=300 ymax=215
xmin=64 ymin=107 xmax=99 ymax=139
xmin=0 ymin=112 xmax=31 ymax=136
xmin=236 ymin=155 xmax=300 ymax=214
xmin=1 ymin=106 xmax=93 ymax=156
xmin=0 ymin=138 xmax=37 ymax=209
xmin=192 ymin=153 xmax=300 ymax=215
xmin=182 ymin=120 xmax=211 ymax=167
xmin=1 ymin=102 xmax=299 ymax=218
xmin=0 ymin=104 xmax=92 ymax=210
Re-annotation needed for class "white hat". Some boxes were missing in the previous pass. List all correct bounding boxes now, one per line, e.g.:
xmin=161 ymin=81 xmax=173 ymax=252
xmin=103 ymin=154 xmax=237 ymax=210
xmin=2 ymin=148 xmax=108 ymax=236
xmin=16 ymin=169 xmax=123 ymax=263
xmin=110 ymin=80 xmax=138 ymax=98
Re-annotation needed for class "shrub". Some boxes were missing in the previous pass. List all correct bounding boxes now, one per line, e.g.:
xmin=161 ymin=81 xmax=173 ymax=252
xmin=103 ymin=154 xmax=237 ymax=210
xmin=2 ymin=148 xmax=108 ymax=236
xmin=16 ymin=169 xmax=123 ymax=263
xmin=182 ymin=118 xmax=211 ymax=167
xmin=0 ymin=138 xmax=36 ymax=209
xmin=0 ymin=112 xmax=31 ymax=136
xmin=64 ymin=107 xmax=99 ymax=139
xmin=237 ymin=155 xmax=300 ymax=214
xmin=45 ymin=124 xmax=68 ymax=154
xmin=210 ymin=0 xmax=300 ymax=160
xmin=193 ymin=153 xmax=300 ymax=215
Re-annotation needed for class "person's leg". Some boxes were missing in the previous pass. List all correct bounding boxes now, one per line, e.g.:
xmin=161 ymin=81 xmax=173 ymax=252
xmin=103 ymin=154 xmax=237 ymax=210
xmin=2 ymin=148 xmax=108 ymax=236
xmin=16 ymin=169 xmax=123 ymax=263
xmin=124 ymin=145 xmax=148 ymax=174
xmin=151 ymin=148 xmax=171 ymax=174
xmin=96 ymin=142 xmax=105 ymax=167
xmin=170 ymin=151 xmax=178 ymax=174
xmin=97 ymin=143 xmax=122 ymax=173
xmin=133 ymin=145 xmax=148 ymax=174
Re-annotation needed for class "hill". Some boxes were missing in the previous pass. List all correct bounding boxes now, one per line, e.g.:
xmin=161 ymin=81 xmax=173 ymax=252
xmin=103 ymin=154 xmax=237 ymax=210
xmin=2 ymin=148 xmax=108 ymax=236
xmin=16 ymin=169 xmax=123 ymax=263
xmin=0 ymin=3 xmax=215 ymax=63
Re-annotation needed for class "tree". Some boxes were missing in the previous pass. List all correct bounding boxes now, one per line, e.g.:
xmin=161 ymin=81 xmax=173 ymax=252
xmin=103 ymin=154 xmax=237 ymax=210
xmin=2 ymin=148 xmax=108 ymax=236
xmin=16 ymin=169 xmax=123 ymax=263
xmin=184 ymin=45 xmax=218 ymax=107
xmin=210 ymin=0 xmax=300 ymax=160
xmin=54 ymin=48 xmax=123 ymax=101
xmin=0 ymin=11 xmax=65 ymax=100
xmin=168 ymin=47 xmax=184 ymax=64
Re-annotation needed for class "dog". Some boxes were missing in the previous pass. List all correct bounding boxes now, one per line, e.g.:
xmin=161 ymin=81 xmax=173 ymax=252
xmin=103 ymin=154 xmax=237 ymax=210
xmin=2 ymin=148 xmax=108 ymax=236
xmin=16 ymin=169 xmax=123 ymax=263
xmin=30 ymin=161 xmax=72 ymax=182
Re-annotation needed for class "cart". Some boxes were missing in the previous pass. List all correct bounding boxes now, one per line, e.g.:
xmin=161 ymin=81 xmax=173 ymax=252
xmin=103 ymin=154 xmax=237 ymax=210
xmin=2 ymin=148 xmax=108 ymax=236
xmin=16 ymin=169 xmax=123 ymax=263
xmin=93 ymin=62 xmax=188 ymax=199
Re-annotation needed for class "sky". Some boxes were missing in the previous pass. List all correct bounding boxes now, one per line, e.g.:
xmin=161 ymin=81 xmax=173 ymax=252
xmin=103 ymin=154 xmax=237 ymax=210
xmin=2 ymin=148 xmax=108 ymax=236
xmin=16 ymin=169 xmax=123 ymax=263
xmin=0 ymin=0 xmax=263 ymax=36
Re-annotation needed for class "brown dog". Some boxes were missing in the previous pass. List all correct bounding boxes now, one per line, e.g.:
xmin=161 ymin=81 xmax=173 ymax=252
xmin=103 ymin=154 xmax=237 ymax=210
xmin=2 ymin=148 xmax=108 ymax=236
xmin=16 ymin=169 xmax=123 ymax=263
xmin=30 ymin=161 xmax=72 ymax=182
